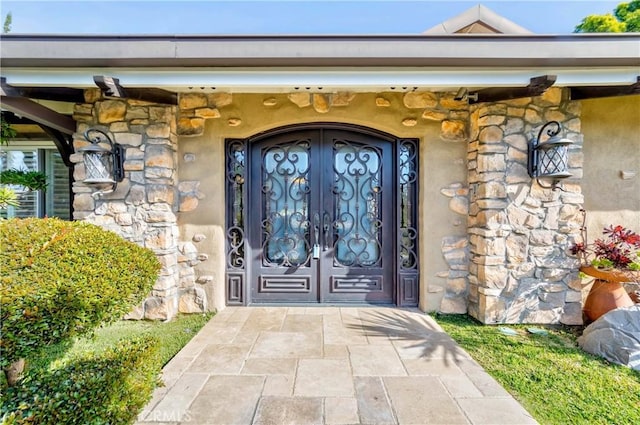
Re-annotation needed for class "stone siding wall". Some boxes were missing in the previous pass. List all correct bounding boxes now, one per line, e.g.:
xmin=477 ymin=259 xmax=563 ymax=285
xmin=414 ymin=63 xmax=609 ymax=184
xmin=69 ymin=87 xmax=586 ymax=324
xmin=466 ymin=88 xmax=584 ymax=324
xmin=71 ymin=90 xmax=208 ymax=320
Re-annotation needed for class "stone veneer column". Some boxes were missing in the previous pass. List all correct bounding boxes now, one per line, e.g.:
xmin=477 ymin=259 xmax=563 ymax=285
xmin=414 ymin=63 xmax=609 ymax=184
xmin=71 ymin=90 xmax=181 ymax=320
xmin=467 ymin=88 xmax=584 ymax=324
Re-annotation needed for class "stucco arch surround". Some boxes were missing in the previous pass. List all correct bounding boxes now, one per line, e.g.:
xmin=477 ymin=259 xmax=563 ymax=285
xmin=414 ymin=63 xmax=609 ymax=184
xmin=176 ymin=92 xmax=467 ymax=312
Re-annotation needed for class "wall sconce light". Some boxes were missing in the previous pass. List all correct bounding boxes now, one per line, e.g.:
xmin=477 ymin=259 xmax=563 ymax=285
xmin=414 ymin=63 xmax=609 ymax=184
xmin=78 ymin=129 xmax=124 ymax=197
xmin=528 ymin=121 xmax=574 ymax=190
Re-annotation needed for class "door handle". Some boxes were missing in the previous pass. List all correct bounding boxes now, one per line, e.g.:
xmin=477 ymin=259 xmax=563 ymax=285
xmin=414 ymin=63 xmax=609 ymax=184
xmin=312 ymin=212 xmax=320 ymax=259
xmin=313 ymin=212 xmax=320 ymax=246
xmin=323 ymin=211 xmax=331 ymax=251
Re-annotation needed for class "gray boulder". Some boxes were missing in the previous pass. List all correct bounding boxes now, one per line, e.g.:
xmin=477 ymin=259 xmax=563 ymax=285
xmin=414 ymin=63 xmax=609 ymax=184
xmin=577 ymin=305 xmax=640 ymax=371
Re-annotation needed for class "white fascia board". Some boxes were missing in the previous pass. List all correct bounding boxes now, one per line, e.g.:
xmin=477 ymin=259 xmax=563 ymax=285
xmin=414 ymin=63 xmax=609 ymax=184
xmin=2 ymin=35 xmax=638 ymax=69
xmin=2 ymin=67 xmax=638 ymax=93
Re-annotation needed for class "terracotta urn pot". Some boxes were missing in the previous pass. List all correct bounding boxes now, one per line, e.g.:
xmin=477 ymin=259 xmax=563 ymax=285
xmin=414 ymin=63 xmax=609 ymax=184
xmin=580 ymin=265 xmax=636 ymax=323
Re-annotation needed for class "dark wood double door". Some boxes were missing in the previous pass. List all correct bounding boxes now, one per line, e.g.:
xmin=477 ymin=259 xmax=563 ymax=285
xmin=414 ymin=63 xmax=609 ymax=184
xmin=249 ymin=128 xmax=395 ymax=304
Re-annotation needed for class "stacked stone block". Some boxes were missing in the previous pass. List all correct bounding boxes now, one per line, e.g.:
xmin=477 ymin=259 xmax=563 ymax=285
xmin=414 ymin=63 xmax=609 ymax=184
xmin=466 ymin=88 xmax=584 ymax=324
xmin=177 ymin=234 xmax=210 ymax=313
xmin=72 ymin=90 xmax=208 ymax=320
xmin=438 ymin=235 xmax=471 ymax=314
xmin=177 ymin=92 xmax=233 ymax=135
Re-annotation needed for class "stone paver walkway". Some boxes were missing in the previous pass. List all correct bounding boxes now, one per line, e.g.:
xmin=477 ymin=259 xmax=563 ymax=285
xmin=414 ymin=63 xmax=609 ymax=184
xmin=136 ymin=307 xmax=537 ymax=425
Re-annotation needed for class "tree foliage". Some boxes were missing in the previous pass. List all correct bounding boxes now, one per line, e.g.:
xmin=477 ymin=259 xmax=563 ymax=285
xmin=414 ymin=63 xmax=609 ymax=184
xmin=615 ymin=0 xmax=640 ymax=30
xmin=0 ymin=187 xmax=20 ymax=209
xmin=2 ymin=12 xmax=11 ymax=34
xmin=575 ymin=0 xmax=640 ymax=32
xmin=0 ymin=113 xmax=17 ymax=146
xmin=0 ymin=169 xmax=48 ymax=192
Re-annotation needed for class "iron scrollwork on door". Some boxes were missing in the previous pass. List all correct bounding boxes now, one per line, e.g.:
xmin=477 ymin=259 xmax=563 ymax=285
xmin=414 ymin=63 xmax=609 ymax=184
xmin=226 ymin=127 xmax=420 ymax=307
xmin=399 ymin=139 xmax=418 ymax=270
xmin=332 ymin=140 xmax=383 ymax=267
xmin=261 ymin=141 xmax=312 ymax=267
xmin=226 ymin=139 xmax=246 ymax=305
xmin=397 ymin=139 xmax=419 ymax=306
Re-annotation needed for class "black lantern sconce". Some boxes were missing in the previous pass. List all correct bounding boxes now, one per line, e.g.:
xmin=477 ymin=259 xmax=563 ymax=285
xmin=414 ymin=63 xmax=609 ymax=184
xmin=78 ymin=129 xmax=125 ymax=196
xmin=528 ymin=121 xmax=574 ymax=190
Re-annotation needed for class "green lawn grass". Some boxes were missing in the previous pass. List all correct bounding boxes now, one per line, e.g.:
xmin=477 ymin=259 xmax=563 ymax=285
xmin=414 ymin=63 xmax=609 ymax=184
xmin=2 ymin=312 xmax=213 ymax=423
xmin=11 ymin=312 xmax=213 ymax=384
xmin=434 ymin=314 xmax=640 ymax=425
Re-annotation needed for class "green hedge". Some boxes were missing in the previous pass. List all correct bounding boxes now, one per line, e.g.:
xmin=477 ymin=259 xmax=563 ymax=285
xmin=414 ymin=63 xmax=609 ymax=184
xmin=0 ymin=218 xmax=160 ymax=369
xmin=1 ymin=335 xmax=161 ymax=425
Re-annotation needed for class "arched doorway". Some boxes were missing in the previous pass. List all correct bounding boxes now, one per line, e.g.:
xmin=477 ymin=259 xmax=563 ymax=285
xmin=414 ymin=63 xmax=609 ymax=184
xmin=225 ymin=123 xmax=419 ymax=306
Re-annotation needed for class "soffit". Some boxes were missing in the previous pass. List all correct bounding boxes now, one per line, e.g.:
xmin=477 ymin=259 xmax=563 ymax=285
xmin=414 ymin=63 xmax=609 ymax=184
xmin=2 ymin=67 xmax=638 ymax=94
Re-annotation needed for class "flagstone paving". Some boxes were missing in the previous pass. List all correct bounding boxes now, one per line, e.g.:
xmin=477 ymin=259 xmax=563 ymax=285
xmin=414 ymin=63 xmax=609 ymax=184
xmin=136 ymin=306 xmax=537 ymax=425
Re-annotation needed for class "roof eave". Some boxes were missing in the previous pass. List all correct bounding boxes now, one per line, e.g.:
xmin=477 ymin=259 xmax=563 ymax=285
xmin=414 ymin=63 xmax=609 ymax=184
xmin=1 ymin=34 xmax=639 ymax=69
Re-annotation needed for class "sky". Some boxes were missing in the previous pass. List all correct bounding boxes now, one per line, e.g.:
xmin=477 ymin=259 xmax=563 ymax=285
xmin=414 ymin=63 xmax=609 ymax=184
xmin=0 ymin=0 xmax=624 ymax=35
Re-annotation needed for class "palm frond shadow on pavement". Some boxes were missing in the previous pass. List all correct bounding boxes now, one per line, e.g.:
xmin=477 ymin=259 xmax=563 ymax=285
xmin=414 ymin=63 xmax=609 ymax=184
xmin=347 ymin=309 xmax=472 ymax=367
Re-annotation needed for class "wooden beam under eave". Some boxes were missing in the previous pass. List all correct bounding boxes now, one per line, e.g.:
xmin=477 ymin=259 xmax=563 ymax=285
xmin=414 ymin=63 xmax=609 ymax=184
xmin=469 ymin=75 xmax=557 ymax=104
xmin=40 ymin=125 xmax=74 ymax=167
xmin=0 ymin=96 xmax=76 ymax=135
xmin=1 ymin=78 xmax=85 ymax=103
xmin=569 ymin=77 xmax=640 ymax=100
xmin=93 ymin=75 xmax=178 ymax=105
xmin=125 ymin=87 xmax=178 ymax=105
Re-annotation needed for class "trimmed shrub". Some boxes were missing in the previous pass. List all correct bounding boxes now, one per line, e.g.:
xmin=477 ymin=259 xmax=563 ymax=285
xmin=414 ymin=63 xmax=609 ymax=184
xmin=0 ymin=218 xmax=160 ymax=370
xmin=1 ymin=335 xmax=161 ymax=424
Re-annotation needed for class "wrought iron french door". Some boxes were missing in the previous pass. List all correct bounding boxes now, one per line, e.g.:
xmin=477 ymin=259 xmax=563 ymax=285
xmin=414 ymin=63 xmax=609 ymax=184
xmin=226 ymin=123 xmax=418 ymax=306
xmin=249 ymin=128 xmax=394 ymax=303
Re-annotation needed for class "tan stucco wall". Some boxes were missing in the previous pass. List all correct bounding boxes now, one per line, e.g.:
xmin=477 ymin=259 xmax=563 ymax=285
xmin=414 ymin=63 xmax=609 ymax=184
xmin=419 ymin=128 xmax=468 ymax=311
xmin=176 ymin=92 xmax=466 ymax=311
xmin=581 ymin=95 xmax=640 ymax=241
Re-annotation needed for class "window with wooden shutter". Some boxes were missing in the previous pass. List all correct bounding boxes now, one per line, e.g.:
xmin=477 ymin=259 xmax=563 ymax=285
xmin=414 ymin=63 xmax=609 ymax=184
xmin=1 ymin=146 xmax=71 ymax=219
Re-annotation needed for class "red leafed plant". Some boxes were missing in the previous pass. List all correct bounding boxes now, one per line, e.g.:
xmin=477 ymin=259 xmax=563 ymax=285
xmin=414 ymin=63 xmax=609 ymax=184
xmin=571 ymin=222 xmax=640 ymax=272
